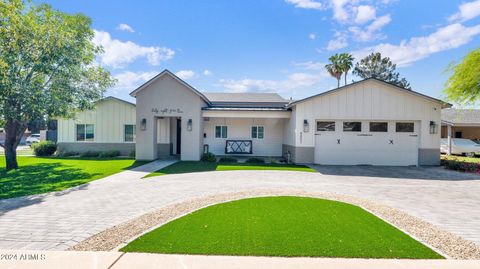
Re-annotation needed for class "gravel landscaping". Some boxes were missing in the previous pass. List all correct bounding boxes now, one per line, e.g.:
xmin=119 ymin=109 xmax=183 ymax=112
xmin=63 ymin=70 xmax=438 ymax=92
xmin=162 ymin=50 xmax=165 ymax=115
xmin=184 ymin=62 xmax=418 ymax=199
xmin=69 ymin=190 xmax=480 ymax=259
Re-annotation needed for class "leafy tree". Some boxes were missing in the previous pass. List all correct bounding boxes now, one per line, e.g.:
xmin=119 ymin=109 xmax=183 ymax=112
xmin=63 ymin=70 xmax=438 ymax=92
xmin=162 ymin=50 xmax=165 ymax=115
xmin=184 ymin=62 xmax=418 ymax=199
xmin=325 ymin=54 xmax=343 ymax=88
xmin=338 ymin=53 xmax=355 ymax=86
xmin=444 ymin=48 xmax=480 ymax=104
xmin=353 ymin=52 xmax=411 ymax=89
xmin=0 ymin=0 xmax=115 ymax=170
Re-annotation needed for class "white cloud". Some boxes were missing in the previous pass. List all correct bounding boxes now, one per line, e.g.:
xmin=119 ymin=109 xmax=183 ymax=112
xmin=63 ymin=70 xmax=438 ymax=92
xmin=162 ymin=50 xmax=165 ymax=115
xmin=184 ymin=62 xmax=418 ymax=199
xmin=354 ymin=5 xmax=376 ymax=24
xmin=93 ymin=30 xmax=174 ymax=68
xmin=349 ymin=14 xmax=391 ymax=41
xmin=219 ymin=71 xmax=328 ymax=94
xmin=203 ymin=69 xmax=213 ymax=76
xmin=285 ymin=0 xmax=323 ymax=10
xmin=449 ymin=0 xmax=480 ymax=22
xmin=331 ymin=0 xmax=349 ymax=22
xmin=117 ymin=23 xmax=135 ymax=33
xmin=326 ymin=31 xmax=348 ymax=50
xmin=176 ymin=70 xmax=195 ymax=80
xmin=309 ymin=33 xmax=316 ymax=40
xmin=294 ymin=61 xmax=327 ymax=70
xmin=355 ymin=23 xmax=480 ymax=67
xmin=111 ymin=70 xmax=158 ymax=93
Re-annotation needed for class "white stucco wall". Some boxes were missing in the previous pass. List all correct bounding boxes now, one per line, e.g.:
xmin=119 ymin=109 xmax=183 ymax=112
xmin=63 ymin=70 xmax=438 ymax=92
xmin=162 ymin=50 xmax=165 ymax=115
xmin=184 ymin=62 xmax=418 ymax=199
xmin=291 ymin=79 xmax=442 ymax=150
xmin=203 ymin=117 xmax=284 ymax=156
xmin=57 ymin=98 xmax=136 ymax=143
xmin=134 ymin=73 xmax=207 ymax=160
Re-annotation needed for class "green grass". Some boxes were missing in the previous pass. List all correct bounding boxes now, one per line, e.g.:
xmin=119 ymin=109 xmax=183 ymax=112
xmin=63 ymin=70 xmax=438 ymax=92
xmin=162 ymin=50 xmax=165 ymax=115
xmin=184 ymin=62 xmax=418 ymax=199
xmin=441 ymin=154 xmax=480 ymax=163
xmin=0 ymin=156 xmax=147 ymax=199
xmin=121 ymin=196 xmax=442 ymax=259
xmin=145 ymin=161 xmax=316 ymax=178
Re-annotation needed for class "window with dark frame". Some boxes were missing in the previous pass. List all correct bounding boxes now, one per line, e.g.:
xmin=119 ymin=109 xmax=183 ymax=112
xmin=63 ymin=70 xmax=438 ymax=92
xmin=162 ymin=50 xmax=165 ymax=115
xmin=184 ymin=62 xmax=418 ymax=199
xmin=251 ymin=126 xmax=264 ymax=139
xmin=316 ymin=121 xmax=335 ymax=131
xmin=395 ymin=122 xmax=414 ymax=132
xmin=369 ymin=122 xmax=388 ymax=132
xmin=124 ymin=124 xmax=136 ymax=142
xmin=215 ymin=126 xmax=228 ymax=138
xmin=343 ymin=122 xmax=361 ymax=132
xmin=76 ymin=124 xmax=94 ymax=141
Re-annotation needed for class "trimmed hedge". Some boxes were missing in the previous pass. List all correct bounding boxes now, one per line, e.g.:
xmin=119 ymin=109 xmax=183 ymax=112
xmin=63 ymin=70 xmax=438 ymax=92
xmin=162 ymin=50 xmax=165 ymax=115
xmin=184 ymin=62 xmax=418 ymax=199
xmin=99 ymin=150 xmax=120 ymax=158
xmin=32 ymin=141 xmax=57 ymax=156
xmin=441 ymin=157 xmax=480 ymax=173
xmin=218 ymin=156 xmax=238 ymax=163
xmin=245 ymin=157 xmax=265 ymax=163
xmin=201 ymin=152 xmax=216 ymax=162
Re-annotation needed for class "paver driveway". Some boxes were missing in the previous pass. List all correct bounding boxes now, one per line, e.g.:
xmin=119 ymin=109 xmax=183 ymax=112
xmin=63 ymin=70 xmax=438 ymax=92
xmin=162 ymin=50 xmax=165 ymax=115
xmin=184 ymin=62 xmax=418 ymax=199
xmin=0 ymin=162 xmax=479 ymax=250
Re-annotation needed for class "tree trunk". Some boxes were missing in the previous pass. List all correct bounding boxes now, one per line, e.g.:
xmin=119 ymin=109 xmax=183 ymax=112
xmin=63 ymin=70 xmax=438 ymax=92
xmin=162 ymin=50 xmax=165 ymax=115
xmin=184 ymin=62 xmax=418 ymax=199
xmin=337 ymin=78 xmax=340 ymax=88
xmin=4 ymin=119 xmax=27 ymax=171
xmin=344 ymin=72 xmax=347 ymax=86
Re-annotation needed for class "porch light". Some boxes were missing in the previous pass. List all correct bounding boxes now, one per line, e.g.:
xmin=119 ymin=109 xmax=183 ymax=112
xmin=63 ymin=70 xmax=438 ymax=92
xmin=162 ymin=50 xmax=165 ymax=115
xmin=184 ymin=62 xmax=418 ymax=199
xmin=187 ymin=119 xmax=193 ymax=131
xmin=429 ymin=121 xmax=437 ymax=134
xmin=140 ymin=118 xmax=147 ymax=131
xmin=303 ymin=119 xmax=309 ymax=133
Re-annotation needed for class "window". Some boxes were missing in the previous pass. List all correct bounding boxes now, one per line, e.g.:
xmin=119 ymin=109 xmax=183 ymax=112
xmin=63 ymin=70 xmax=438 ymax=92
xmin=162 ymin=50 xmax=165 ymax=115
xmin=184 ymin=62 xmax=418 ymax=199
xmin=343 ymin=122 xmax=361 ymax=132
xmin=76 ymin=124 xmax=94 ymax=141
xmin=124 ymin=124 xmax=136 ymax=142
xmin=215 ymin=126 xmax=228 ymax=138
xmin=316 ymin=121 xmax=335 ymax=132
xmin=369 ymin=122 xmax=388 ymax=132
xmin=395 ymin=122 xmax=414 ymax=132
xmin=251 ymin=126 xmax=264 ymax=139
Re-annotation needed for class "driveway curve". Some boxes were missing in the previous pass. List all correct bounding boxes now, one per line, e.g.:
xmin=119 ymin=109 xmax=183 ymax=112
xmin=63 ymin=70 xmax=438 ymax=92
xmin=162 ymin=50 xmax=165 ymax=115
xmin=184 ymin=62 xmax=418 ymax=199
xmin=0 ymin=162 xmax=479 ymax=251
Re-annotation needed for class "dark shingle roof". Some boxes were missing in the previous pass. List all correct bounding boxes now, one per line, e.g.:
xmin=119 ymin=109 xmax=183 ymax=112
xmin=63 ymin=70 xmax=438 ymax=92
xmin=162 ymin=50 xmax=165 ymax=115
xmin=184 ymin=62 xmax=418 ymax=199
xmin=203 ymin=92 xmax=287 ymax=103
xmin=442 ymin=109 xmax=480 ymax=125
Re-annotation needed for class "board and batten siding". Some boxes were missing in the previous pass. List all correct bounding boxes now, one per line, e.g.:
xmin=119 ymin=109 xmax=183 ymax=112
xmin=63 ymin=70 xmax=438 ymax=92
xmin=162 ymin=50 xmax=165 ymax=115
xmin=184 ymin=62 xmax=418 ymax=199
xmin=203 ymin=117 xmax=284 ymax=156
xmin=291 ymin=79 xmax=441 ymax=150
xmin=57 ymin=98 xmax=136 ymax=143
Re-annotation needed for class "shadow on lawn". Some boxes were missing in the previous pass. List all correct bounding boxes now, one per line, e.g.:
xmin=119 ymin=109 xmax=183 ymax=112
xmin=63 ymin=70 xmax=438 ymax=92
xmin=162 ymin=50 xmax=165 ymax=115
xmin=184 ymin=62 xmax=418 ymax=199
xmin=0 ymin=162 xmax=100 ymax=214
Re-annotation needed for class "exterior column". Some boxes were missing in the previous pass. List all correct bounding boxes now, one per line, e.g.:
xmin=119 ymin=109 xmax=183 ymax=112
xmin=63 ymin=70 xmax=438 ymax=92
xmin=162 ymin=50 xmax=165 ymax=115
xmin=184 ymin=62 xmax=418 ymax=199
xmin=447 ymin=125 xmax=452 ymax=155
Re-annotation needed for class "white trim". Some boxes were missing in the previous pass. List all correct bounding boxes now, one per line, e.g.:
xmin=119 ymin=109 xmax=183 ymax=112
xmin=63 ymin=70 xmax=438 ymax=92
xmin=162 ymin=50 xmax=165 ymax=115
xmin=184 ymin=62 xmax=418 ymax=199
xmin=251 ymin=125 xmax=265 ymax=139
xmin=215 ymin=125 xmax=228 ymax=139
xmin=124 ymin=124 xmax=136 ymax=142
xmin=75 ymin=124 xmax=95 ymax=142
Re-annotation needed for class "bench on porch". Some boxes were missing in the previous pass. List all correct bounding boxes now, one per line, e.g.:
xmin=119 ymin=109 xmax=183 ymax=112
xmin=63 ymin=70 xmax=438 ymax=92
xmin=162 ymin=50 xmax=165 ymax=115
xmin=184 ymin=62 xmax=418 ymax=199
xmin=225 ymin=140 xmax=252 ymax=154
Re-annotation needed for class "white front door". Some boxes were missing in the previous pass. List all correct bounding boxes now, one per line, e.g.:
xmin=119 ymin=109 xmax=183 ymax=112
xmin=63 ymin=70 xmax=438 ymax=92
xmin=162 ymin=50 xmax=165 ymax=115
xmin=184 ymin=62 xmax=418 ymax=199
xmin=314 ymin=121 xmax=419 ymax=166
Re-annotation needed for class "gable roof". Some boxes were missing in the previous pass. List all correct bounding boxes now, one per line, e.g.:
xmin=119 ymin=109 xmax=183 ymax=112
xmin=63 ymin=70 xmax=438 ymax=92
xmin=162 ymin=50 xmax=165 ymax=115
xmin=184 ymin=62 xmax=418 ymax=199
xmin=129 ymin=69 xmax=211 ymax=105
xmin=99 ymin=96 xmax=136 ymax=107
xmin=441 ymin=109 xmax=480 ymax=125
xmin=288 ymin=78 xmax=451 ymax=109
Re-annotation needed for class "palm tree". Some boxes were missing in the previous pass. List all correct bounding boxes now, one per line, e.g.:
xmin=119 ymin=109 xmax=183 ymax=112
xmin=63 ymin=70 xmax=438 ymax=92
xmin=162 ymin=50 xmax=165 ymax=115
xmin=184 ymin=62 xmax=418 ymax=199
xmin=339 ymin=53 xmax=354 ymax=86
xmin=325 ymin=54 xmax=343 ymax=88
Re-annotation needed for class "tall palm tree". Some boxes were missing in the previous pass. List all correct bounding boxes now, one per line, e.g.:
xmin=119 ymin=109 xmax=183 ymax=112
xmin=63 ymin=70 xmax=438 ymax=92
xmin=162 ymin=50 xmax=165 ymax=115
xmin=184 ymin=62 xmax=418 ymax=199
xmin=325 ymin=54 xmax=343 ymax=88
xmin=339 ymin=53 xmax=355 ymax=86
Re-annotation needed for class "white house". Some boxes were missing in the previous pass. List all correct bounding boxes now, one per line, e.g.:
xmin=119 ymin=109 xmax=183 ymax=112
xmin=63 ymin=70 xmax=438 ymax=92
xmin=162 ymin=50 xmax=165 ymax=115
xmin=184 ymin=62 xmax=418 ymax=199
xmin=57 ymin=70 xmax=449 ymax=166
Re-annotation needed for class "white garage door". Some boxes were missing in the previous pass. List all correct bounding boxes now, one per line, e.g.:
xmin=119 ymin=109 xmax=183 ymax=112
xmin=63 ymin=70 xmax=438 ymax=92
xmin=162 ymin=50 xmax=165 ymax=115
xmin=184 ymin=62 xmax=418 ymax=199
xmin=314 ymin=121 xmax=419 ymax=166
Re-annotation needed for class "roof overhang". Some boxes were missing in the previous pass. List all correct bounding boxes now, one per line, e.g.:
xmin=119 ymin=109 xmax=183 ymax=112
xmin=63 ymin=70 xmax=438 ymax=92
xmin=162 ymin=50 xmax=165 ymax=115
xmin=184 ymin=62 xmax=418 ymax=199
xmin=202 ymin=109 xmax=291 ymax=119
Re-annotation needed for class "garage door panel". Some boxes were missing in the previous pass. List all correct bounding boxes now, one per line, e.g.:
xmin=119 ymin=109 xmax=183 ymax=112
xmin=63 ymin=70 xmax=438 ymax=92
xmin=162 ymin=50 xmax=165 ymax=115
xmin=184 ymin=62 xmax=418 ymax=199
xmin=314 ymin=121 xmax=418 ymax=166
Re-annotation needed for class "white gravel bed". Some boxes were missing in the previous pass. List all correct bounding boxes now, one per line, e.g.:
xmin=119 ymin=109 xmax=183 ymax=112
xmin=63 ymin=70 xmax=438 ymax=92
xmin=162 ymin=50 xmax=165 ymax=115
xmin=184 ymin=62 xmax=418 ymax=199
xmin=69 ymin=189 xmax=480 ymax=259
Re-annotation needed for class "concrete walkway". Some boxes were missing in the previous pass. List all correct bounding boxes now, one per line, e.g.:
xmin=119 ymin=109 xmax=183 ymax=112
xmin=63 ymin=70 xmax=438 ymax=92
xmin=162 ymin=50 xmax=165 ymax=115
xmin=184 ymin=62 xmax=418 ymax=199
xmin=1 ymin=250 xmax=479 ymax=269
xmin=0 ymin=164 xmax=479 ymax=250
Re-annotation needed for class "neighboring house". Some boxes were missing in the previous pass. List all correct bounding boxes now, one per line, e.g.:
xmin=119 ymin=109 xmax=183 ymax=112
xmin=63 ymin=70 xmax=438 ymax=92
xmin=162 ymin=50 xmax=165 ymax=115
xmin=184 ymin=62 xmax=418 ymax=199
xmin=57 ymin=70 xmax=449 ymax=166
xmin=441 ymin=109 xmax=480 ymax=141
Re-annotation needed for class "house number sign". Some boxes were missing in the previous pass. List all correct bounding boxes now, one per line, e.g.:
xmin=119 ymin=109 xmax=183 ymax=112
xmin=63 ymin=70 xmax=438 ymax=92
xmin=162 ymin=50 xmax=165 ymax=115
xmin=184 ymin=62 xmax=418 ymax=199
xmin=151 ymin=108 xmax=184 ymax=114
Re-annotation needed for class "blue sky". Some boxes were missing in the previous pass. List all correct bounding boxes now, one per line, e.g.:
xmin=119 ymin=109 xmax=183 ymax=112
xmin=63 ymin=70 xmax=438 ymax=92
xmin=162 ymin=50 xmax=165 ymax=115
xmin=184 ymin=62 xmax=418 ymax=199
xmin=39 ymin=0 xmax=480 ymax=103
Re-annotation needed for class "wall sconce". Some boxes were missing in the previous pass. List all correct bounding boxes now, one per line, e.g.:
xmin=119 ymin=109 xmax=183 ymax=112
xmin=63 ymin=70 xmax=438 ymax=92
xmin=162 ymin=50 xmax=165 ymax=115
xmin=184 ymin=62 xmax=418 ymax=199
xmin=187 ymin=119 xmax=193 ymax=131
xmin=140 ymin=118 xmax=147 ymax=131
xmin=429 ymin=121 xmax=437 ymax=134
xmin=303 ymin=119 xmax=309 ymax=133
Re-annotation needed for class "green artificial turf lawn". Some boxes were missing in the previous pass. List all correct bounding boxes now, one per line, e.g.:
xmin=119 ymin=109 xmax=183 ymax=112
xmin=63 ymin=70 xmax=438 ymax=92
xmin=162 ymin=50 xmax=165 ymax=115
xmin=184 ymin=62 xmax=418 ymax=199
xmin=145 ymin=161 xmax=316 ymax=178
xmin=0 ymin=156 xmax=147 ymax=199
xmin=121 ymin=196 xmax=443 ymax=259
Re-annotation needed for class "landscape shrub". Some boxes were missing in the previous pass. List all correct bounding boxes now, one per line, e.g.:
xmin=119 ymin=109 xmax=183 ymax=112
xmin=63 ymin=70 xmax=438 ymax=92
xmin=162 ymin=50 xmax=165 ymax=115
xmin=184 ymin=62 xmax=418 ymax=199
xmin=128 ymin=150 xmax=136 ymax=158
xmin=441 ymin=157 xmax=480 ymax=173
xmin=201 ymin=152 xmax=216 ymax=162
xmin=80 ymin=151 xmax=100 ymax=158
xmin=218 ymin=156 xmax=238 ymax=163
xmin=99 ymin=150 xmax=120 ymax=158
xmin=245 ymin=157 xmax=265 ymax=163
xmin=57 ymin=151 xmax=79 ymax=157
xmin=32 ymin=141 xmax=57 ymax=156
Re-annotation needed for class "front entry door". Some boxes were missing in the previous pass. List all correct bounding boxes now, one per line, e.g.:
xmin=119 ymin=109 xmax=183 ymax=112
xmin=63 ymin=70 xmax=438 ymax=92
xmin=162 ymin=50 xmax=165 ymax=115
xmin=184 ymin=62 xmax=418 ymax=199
xmin=176 ymin=118 xmax=181 ymax=155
